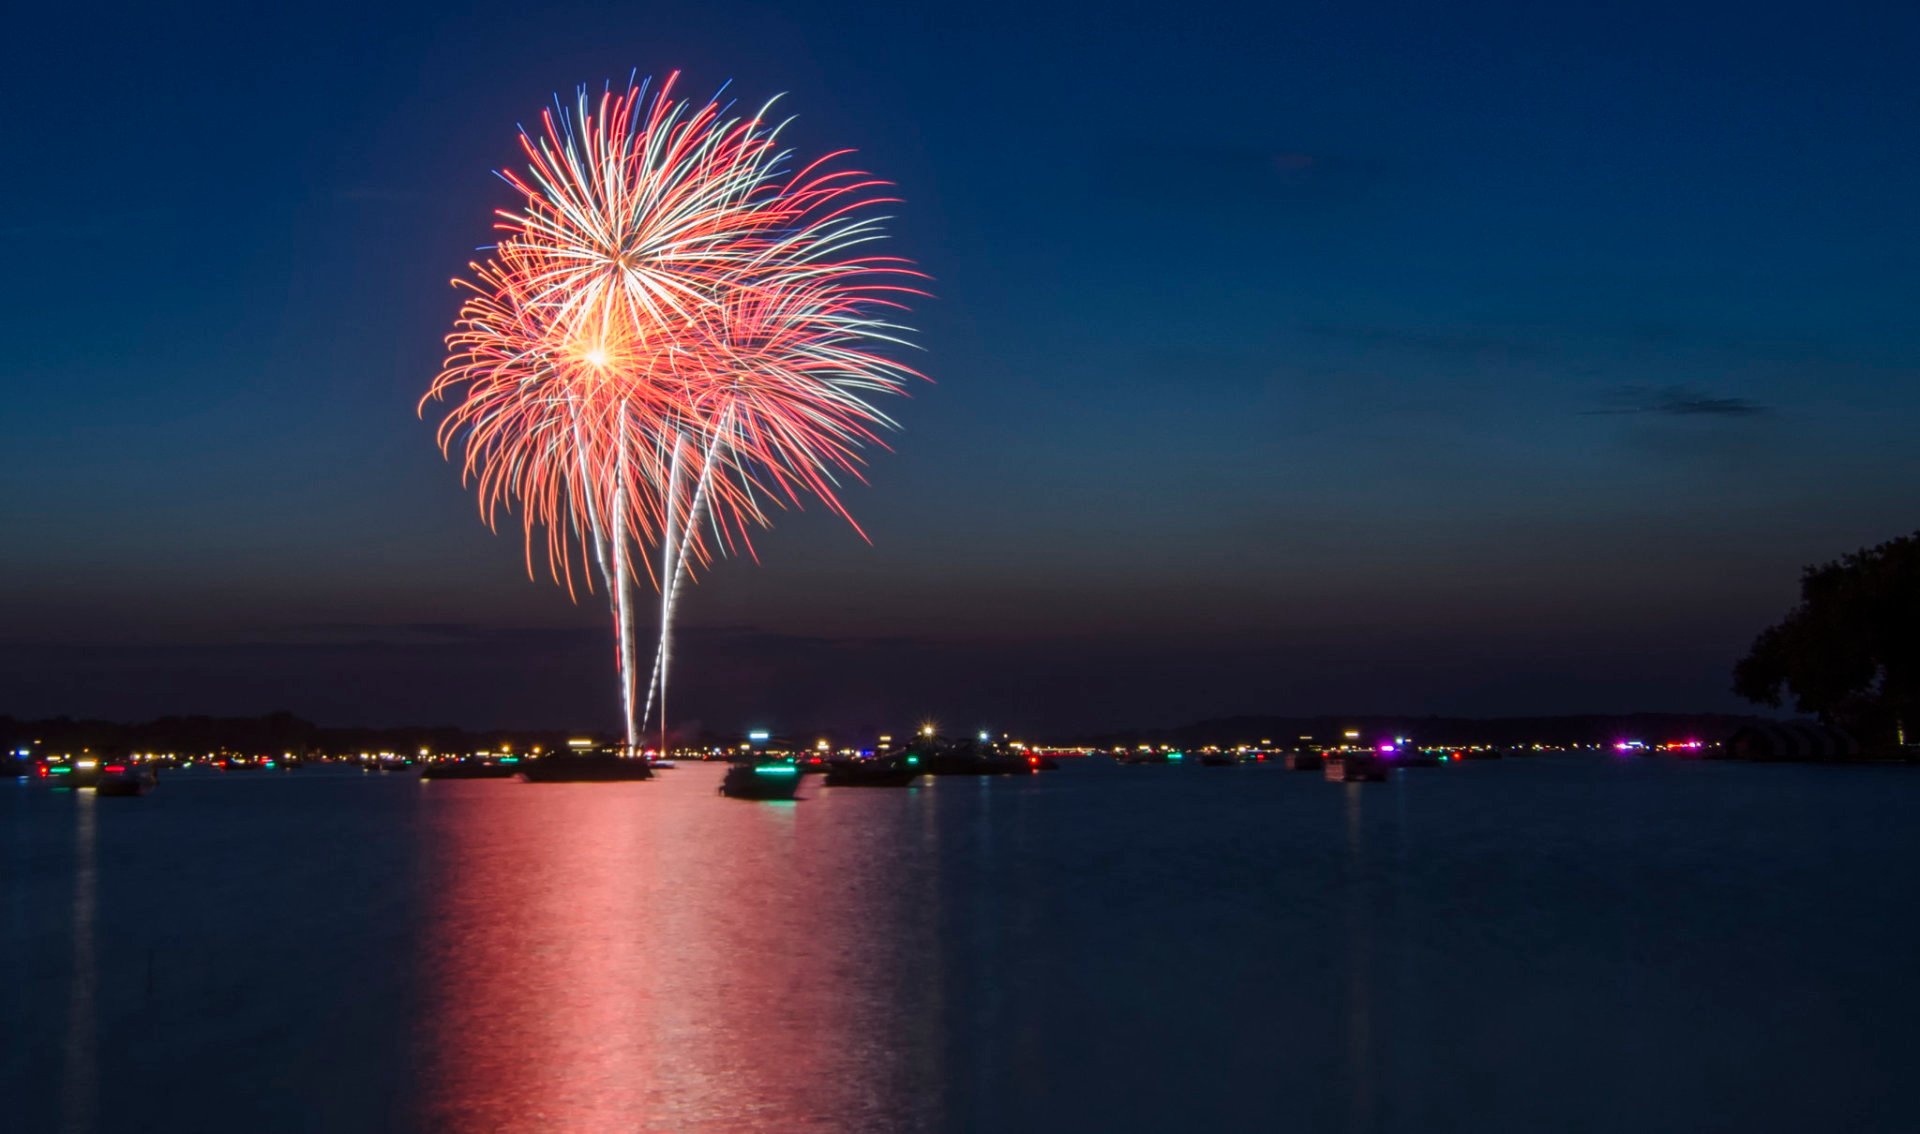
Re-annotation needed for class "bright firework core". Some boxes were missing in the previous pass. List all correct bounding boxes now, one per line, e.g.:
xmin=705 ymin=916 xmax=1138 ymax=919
xmin=420 ymin=73 xmax=925 ymax=749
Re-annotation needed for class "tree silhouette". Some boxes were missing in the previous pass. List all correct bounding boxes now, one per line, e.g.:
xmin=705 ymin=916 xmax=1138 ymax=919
xmin=1734 ymin=532 xmax=1920 ymax=748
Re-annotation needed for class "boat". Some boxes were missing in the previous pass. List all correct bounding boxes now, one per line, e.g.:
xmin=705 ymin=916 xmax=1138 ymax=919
xmin=720 ymin=762 xmax=803 ymax=799
xmin=1198 ymin=752 xmax=1239 ymax=767
xmin=918 ymin=741 xmax=1030 ymax=775
xmin=520 ymin=750 xmax=654 ymax=782
xmin=420 ymin=758 xmax=517 ymax=780
xmin=94 ymin=763 xmax=157 ymax=797
xmin=1284 ymin=752 xmax=1324 ymax=771
xmin=823 ymin=755 xmax=923 ymax=787
xmin=1324 ymin=752 xmax=1387 ymax=782
xmin=1396 ymin=751 xmax=1442 ymax=768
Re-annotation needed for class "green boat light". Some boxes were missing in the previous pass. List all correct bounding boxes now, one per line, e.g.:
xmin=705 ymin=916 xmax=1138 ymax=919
xmin=754 ymin=766 xmax=798 ymax=776
xmin=905 ymin=756 xmax=920 ymax=765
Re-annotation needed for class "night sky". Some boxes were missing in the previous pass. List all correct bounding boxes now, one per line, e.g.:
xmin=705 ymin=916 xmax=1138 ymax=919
xmin=4 ymin=0 xmax=1917 ymax=735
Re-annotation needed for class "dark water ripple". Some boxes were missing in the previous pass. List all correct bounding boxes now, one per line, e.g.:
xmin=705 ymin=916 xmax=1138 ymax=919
xmin=3 ymin=757 xmax=1916 ymax=1133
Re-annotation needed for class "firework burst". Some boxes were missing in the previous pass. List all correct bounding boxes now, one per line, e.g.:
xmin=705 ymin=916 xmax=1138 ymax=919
xmin=422 ymin=73 xmax=923 ymax=747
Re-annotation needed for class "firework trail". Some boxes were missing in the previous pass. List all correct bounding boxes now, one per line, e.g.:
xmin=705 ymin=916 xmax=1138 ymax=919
xmin=422 ymin=74 xmax=923 ymax=748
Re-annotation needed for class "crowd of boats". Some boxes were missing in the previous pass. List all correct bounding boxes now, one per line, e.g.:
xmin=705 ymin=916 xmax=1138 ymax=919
xmin=21 ymin=725 xmax=1872 ymax=799
xmin=416 ymin=737 xmax=1067 ymax=800
xmin=1112 ymin=740 xmax=1526 ymax=782
xmin=7 ymin=736 xmax=1075 ymax=802
xmin=8 ymin=732 xmax=1561 ymax=800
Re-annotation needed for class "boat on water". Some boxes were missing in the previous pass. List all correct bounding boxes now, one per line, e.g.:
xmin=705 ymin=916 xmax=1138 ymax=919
xmin=720 ymin=762 xmax=803 ymax=799
xmin=917 ymin=740 xmax=1030 ymax=776
xmin=1198 ymin=752 xmax=1240 ymax=767
xmin=1396 ymin=751 xmax=1442 ymax=768
xmin=520 ymin=750 xmax=654 ymax=783
xmin=95 ymin=763 xmax=157 ymax=797
xmin=1324 ymin=752 xmax=1388 ymax=782
xmin=823 ymin=754 xmax=923 ymax=787
xmin=420 ymin=758 xmax=517 ymax=780
xmin=1285 ymin=752 xmax=1325 ymax=771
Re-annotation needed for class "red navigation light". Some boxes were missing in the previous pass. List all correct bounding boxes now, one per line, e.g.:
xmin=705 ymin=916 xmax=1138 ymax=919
xmin=103 ymin=764 xmax=126 ymax=774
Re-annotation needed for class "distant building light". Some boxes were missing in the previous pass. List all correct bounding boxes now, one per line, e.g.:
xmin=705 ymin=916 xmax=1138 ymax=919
xmin=748 ymin=730 xmax=771 ymax=743
xmin=568 ymin=738 xmax=594 ymax=749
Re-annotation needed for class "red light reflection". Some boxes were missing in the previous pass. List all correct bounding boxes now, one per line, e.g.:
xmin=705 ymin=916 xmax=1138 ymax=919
xmin=417 ymin=767 xmax=932 ymax=1132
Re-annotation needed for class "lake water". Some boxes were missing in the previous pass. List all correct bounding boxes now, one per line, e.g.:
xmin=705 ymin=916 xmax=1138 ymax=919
xmin=4 ymin=756 xmax=1917 ymax=1133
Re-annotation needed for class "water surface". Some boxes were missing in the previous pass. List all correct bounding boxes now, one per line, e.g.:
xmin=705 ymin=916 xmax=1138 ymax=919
xmin=4 ymin=757 xmax=1915 ymax=1132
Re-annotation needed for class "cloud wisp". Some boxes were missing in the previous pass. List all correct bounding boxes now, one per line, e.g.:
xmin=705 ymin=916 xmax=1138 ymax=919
xmin=1584 ymin=385 xmax=1770 ymax=419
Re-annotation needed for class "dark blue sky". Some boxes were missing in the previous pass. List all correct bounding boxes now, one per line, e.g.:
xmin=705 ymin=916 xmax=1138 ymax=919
xmin=4 ymin=0 xmax=1917 ymax=734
